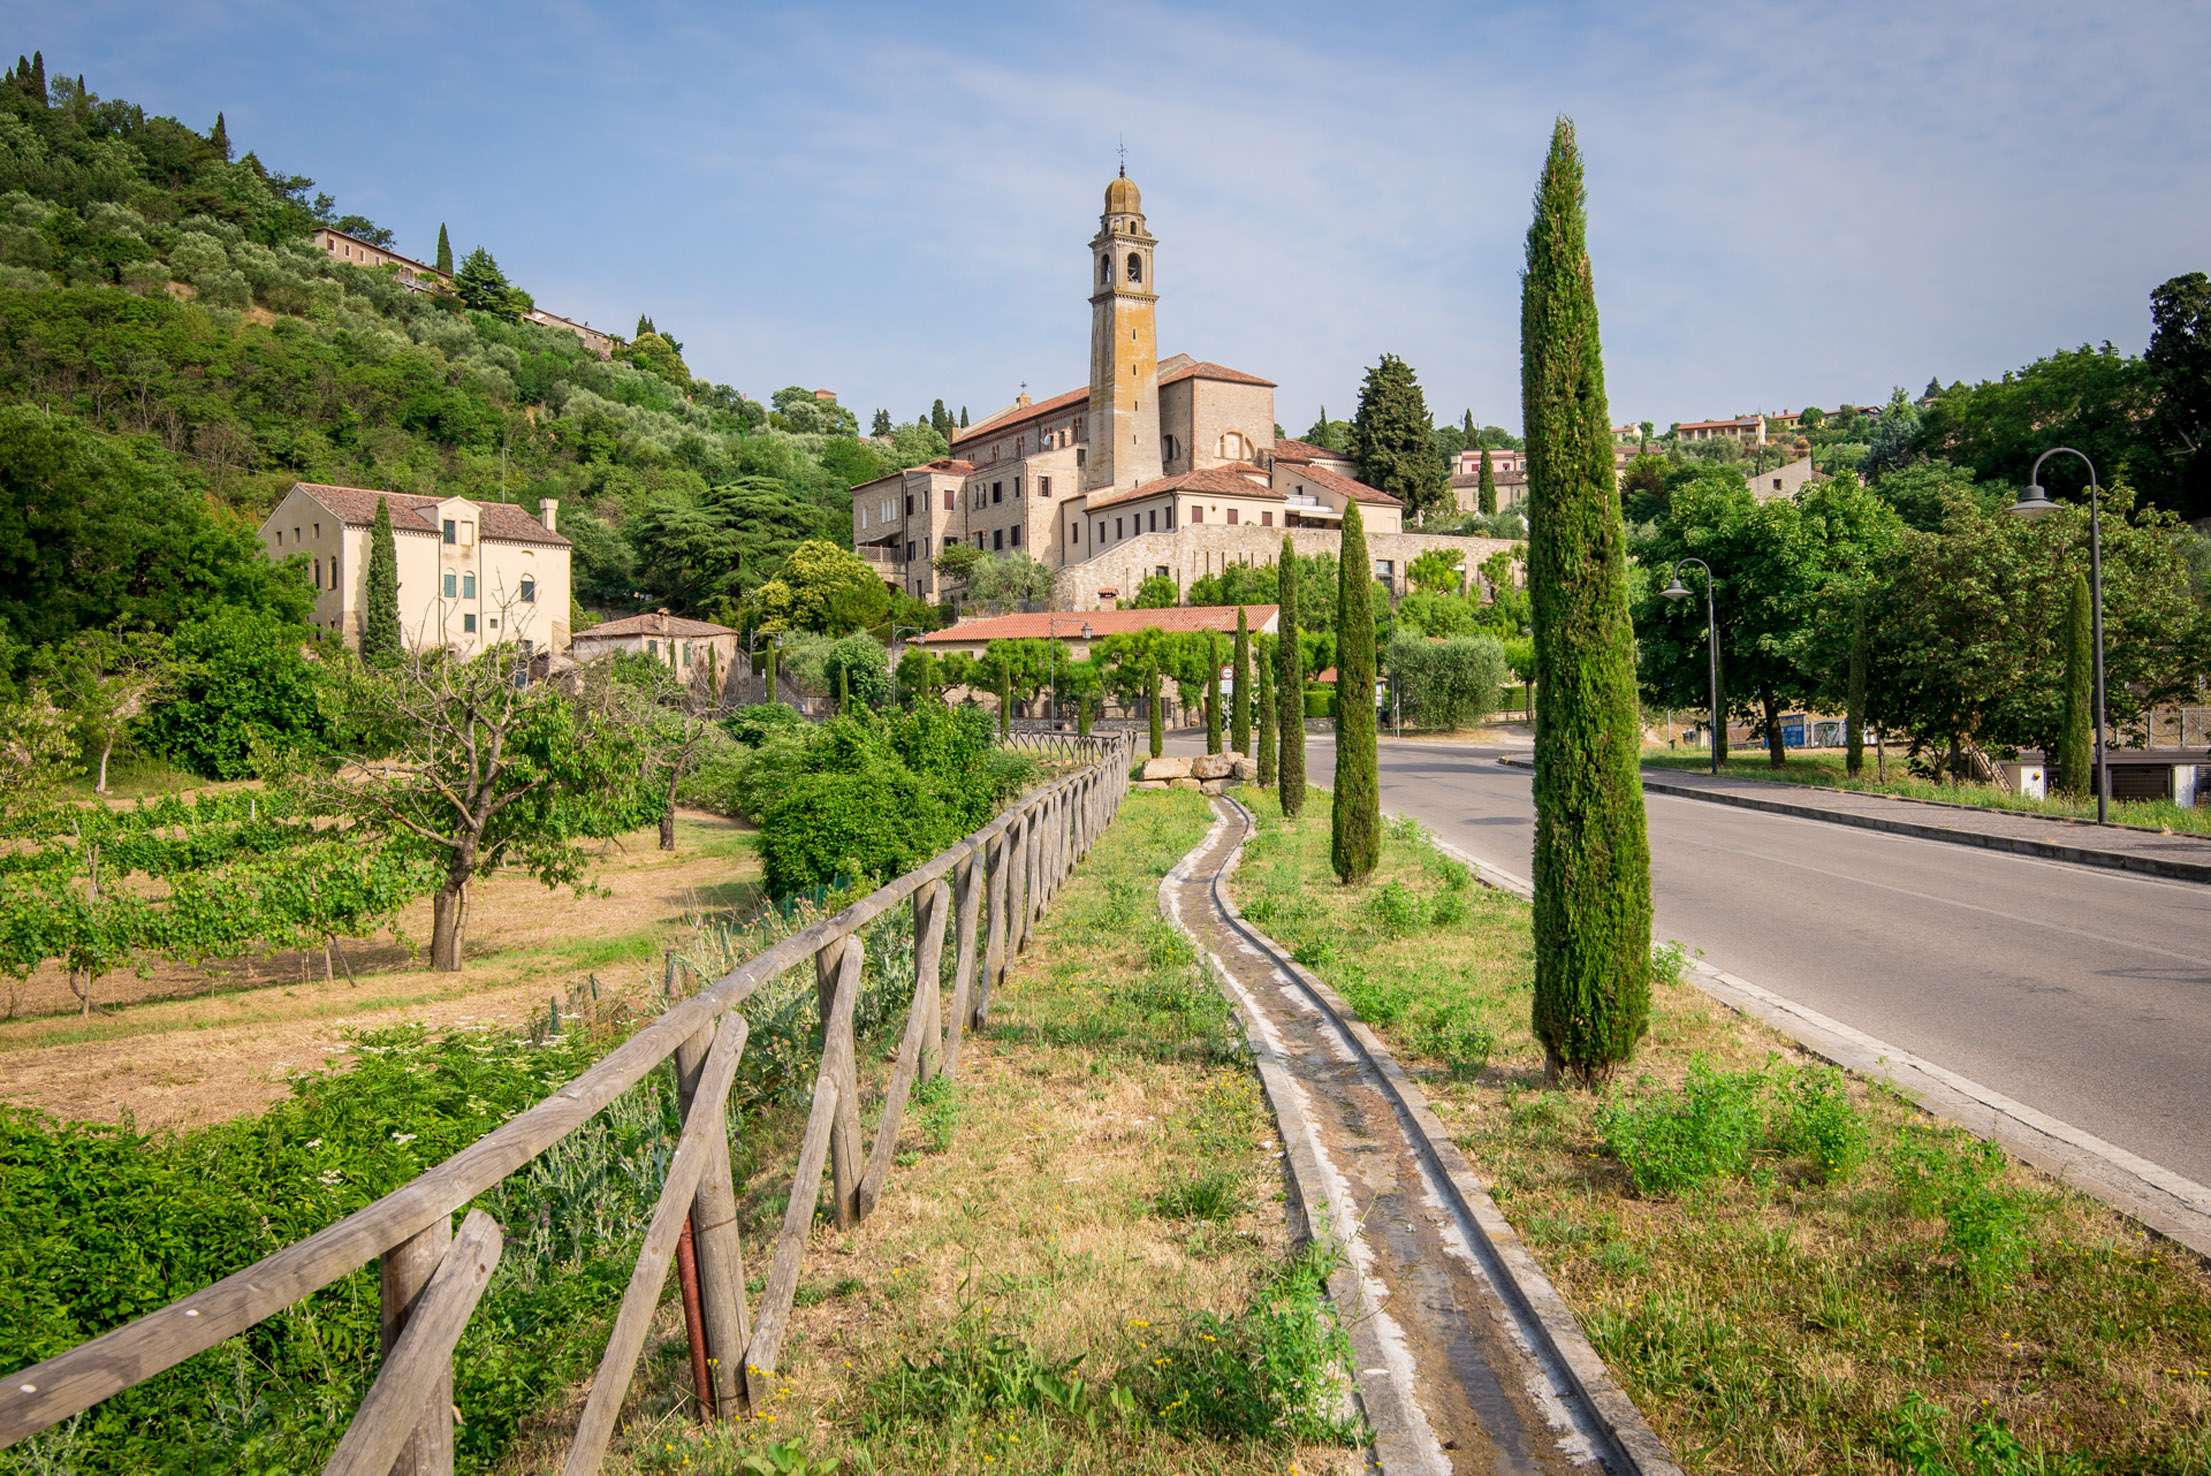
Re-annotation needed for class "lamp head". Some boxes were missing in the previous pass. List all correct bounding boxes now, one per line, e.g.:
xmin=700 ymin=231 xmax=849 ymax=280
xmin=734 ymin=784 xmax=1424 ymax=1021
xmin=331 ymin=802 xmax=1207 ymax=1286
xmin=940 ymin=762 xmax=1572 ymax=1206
xmin=1081 ymin=622 xmax=1093 ymax=639
xmin=1661 ymin=574 xmax=1691 ymax=600
xmin=2009 ymin=484 xmax=2060 ymax=518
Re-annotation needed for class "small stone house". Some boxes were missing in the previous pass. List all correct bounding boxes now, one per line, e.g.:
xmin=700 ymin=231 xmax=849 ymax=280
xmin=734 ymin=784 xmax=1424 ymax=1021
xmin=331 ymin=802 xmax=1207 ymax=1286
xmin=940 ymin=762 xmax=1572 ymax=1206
xmin=567 ymin=611 xmax=742 ymax=698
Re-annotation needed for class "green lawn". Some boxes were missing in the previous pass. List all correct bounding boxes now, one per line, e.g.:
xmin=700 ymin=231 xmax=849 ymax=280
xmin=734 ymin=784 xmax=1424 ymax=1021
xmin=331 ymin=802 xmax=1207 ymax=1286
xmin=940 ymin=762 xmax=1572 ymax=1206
xmin=1230 ymin=786 xmax=2211 ymax=1474
xmin=1643 ymin=748 xmax=2211 ymax=837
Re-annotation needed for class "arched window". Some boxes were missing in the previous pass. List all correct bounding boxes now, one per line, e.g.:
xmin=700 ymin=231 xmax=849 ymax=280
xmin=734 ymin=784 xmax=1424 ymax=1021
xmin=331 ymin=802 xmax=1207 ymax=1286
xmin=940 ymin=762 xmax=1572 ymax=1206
xmin=1100 ymin=255 xmax=1112 ymax=285
xmin=1126 ymin=252 xmax=1143 ymax=284
xmin=1162 ymin=434 xmax=1179 ymax=463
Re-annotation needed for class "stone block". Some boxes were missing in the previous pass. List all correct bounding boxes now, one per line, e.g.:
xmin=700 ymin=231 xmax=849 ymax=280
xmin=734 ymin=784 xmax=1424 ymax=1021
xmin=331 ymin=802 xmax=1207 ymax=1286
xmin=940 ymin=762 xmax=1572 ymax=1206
xmin=1199 ymin=777 xmax=1227 ymax=795
xmin=1230 ymin=757 xmax=1259 ymax=781
xmin=1192 ymin=753 xmax=1233 ymax=780
xmin=1133 ymin=779 xmax=1169 ymax=791
xmin=1142 ymin=756 xmax=1194 ymax=780
xmin=1170 ymin=777 xmax=1203 ymax=790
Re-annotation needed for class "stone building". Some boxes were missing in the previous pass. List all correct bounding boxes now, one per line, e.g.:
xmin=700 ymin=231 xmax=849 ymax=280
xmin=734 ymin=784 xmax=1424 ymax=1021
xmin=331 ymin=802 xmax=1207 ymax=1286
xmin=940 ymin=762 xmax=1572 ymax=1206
xmin=851 ymin=171 xmax=1510 ymax=612
xmin=308 ymin=227 xmax=448 ymax=293
xmin=257 ymin=483 xmax=571 ymax=658
xmin=568 ymin=610 xmax=740 ymax=694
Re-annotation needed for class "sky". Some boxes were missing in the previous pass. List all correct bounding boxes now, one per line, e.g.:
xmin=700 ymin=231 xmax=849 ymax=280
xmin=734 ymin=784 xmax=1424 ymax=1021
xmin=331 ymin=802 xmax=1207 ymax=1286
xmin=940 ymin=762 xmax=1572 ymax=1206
xmin=15 ymin=0 xmax=2211 ymax=437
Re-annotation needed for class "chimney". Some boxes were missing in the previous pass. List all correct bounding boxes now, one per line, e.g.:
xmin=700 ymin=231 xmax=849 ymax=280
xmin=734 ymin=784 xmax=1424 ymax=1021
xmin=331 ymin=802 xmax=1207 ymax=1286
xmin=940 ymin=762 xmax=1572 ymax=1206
xmin=538 ymin=497 xmax=558 ymax=533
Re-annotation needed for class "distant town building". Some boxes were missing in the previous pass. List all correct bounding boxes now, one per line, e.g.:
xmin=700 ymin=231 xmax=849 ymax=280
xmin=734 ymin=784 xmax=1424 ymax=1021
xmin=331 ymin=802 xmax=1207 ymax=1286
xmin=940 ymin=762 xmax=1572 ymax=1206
xmin=852 ymin=173 xmax=1509 ymax=612
xmin=567 ymin=610 xmax=739 ymax=694
xmin=524 ymin=308 xmax=615 ymax=359
xmin=309 ymin=227 xmax=449 ymax=293
xmin=257 ymin=483 xmax=571 ymax=657
xmin=1747 ymin=455 xmax=1820 ymax=502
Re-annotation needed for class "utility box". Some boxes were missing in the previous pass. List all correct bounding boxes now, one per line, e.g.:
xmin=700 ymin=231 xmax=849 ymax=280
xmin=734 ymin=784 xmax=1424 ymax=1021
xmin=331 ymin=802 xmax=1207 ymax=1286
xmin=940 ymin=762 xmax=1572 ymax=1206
xmin=2003 ymin=762 xmax=2047 ymax=800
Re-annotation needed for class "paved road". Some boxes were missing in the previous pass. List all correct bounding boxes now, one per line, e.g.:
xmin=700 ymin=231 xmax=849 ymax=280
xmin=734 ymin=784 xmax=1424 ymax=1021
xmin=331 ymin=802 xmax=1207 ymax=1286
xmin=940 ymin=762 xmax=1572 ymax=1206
xmin=1170 ymin=732 xmax=2211 ymax=1187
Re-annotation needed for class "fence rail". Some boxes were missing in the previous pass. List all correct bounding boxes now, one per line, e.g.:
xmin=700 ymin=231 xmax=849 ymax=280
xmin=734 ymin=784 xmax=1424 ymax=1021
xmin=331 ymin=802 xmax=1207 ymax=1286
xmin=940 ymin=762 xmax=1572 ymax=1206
xmin=0 ymin=731 xmax=1135 ymax=1469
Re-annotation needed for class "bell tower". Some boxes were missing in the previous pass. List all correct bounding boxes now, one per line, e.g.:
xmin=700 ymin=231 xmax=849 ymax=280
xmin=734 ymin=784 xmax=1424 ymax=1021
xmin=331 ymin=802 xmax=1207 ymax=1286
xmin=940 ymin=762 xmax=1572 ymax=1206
xmin=1085 ymin=168 xmax=1161 ymax=493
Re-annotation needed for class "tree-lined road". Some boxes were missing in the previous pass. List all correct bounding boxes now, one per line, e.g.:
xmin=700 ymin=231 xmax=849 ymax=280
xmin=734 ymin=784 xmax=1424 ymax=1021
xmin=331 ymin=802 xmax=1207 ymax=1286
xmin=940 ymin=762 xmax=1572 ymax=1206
xmin=1190 ymin=732 xmax=2211 ymax=1187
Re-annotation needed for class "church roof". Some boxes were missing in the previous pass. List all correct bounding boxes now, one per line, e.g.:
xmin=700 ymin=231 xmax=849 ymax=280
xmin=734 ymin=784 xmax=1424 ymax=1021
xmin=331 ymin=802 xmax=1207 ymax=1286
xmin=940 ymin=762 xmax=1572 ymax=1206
xmin=1268 ymin=437 xmax=1352 ymax=465
xmin=952 ymin=385 xmax=1088 ymax=446
xmin=1083 ymin=463 xmax=1276 ymax=511
xmin=1158 ymin=360 xmax=1276 ymax=389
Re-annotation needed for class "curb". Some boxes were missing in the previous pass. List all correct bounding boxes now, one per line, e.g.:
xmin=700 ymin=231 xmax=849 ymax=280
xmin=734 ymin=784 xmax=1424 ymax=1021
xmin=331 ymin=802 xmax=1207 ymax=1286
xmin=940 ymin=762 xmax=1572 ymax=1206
xmin=1497 ymin=758 xmax=2211 ymax=885
xmin=1435 ymin=791 xmax=2211 ymax=1262
xmin=1180 ymin=797 xmax=1684 ymax=1476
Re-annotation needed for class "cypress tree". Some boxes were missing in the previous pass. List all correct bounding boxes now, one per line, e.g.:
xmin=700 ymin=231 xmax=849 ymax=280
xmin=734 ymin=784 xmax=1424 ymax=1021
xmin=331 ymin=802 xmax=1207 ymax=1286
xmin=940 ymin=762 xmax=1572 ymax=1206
xmin=1462 ymin=408 xmax=1478 ymax=449
xmin=764 ymin=645 xmax=780 ymax=705
xmin=838 ymin=665 xmax=851 ymax=715
xmin=1522 ymin=117 xmax=1652 ymax=1087
xmin=1231 ymin=607 xmax=1251 ymax=756
xmin=1845 ymin=595 xmax=1867 ymax=778
xmin=435 ymin=223 xmax=453 ymax=275
xmin=1205 ymin=633 xmax=1223 ymax=754
xmin=1276 ymin=539 xmax=1307 ymax=817
xmin=960 ymin=406 xmax=969 ymax=428
xmin=1147 ymin=670 xmax=1163 ymax=758
xmin=1256 ymin=639 xmax=1277 ymax=789
xmin=1350 ymin=354 xmax=1450 ymax=522
xmin=1076 ymin=694 xmax=1092 ymax=737
xmin=1478 ymin=444 xmax=1498 ymax=516
xmin=1331 ymin=501 xmax=1380 ymax=884
xmin=361 ymin=497 xmax=402 ymax=661
xmin=209 ymin=109 xmax=229 ymax=157
xmin=998 ymin=660 xmax=1012 ymax=736
xmin=2056 ymin=571 xmax=2093 ymax=799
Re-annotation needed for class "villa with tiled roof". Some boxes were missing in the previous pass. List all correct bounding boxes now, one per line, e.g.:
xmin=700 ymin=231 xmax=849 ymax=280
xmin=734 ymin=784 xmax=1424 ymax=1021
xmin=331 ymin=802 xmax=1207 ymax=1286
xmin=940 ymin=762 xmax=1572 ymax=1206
xmin=257 ymin=483 xmax=571 ymax=657
xmin=853 ymin=172 xmax=1515 ymax=612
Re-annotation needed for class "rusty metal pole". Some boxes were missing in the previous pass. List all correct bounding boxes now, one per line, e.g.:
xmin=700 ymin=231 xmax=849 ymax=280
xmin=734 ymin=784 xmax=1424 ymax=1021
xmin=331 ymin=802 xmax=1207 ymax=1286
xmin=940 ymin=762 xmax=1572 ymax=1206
xmin=674 ymin=1220 xmax=714 ymax=1422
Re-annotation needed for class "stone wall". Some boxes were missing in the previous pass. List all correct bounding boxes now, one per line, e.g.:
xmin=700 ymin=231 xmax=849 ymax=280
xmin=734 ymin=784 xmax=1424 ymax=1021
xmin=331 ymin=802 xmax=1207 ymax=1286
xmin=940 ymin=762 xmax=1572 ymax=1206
xmin=1049 ymin=524 xmax=1520 ymax=610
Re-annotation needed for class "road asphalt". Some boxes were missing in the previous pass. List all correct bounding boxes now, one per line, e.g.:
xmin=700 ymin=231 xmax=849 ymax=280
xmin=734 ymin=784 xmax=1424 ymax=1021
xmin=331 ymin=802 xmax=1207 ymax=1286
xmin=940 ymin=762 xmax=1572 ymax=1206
xmin=1163 ymin=730 xmax=2211 ymax=1189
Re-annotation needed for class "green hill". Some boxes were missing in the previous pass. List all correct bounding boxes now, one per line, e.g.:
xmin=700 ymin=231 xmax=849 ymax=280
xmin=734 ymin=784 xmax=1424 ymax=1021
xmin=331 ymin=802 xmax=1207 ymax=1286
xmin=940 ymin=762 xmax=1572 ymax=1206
xmin=0 ymin=51 xmax=946 ymax=661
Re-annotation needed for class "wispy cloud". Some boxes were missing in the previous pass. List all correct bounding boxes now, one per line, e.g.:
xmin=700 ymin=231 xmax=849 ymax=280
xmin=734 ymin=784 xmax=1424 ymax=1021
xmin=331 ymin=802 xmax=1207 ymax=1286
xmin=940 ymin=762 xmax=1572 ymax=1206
xmin=25 ymin=0 xmax=2211 ymax=430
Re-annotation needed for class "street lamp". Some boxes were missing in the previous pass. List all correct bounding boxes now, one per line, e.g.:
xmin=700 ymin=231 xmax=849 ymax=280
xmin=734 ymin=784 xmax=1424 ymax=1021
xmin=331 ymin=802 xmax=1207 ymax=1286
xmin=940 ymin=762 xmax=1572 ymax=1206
xmin=1661 ymin=558 xmax=1721 ymax=776
xmin=889 ymin=623 xmax=924 ymax=708
xmin=2007 ymin=446 xmax=2108 ymax=823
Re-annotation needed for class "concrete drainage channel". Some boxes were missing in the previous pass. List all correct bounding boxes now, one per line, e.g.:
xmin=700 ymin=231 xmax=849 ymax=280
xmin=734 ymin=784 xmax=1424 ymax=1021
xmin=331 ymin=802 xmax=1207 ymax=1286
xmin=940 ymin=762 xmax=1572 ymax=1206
xmin=1160 ymin=795 xmax=1683 ymax=1476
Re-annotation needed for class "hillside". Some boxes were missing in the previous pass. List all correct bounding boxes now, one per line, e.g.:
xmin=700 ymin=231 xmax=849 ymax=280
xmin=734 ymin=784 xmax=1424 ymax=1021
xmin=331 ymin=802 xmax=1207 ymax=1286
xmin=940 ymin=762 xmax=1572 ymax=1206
xmin=0 ymin=51 xmax=946 ymax=653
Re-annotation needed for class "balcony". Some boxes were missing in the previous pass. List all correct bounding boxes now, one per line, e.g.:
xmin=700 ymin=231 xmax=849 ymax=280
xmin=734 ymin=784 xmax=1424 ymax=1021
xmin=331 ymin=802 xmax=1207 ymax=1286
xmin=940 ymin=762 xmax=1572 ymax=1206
xmin=856 ymin=543 xmax=908 ymax=584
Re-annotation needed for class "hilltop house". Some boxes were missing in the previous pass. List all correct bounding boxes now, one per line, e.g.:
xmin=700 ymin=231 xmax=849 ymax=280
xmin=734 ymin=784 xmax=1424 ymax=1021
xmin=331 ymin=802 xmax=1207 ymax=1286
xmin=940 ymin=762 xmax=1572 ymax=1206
xmin=256 ymin=483 xmax=572 ymax=658
xmin=308 ymin=227 xmax=448 ymax=293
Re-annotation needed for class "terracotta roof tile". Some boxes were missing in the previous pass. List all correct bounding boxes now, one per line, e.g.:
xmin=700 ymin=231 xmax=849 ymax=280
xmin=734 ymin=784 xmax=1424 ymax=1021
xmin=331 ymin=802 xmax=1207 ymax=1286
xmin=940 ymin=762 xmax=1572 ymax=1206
xmin=918 ymin=605 xmax=1279 ymax=644
xmin=1083 ymin=462 xmax=1276 ymax=511
xmin=287 ymin=483 xmax=571 ymax=547
xmin=1279 ymin=460 xmax=1402 ymax=507
xmin=1268 ymin=437 xmax=1352 ymax=465
xmin=1157 ymin=359 xmax=1276 ymax=389
xmin=953 ymin=385 xmax=1090 ymax=445
xmin=571 ymin=611 xmax=737 ymax=640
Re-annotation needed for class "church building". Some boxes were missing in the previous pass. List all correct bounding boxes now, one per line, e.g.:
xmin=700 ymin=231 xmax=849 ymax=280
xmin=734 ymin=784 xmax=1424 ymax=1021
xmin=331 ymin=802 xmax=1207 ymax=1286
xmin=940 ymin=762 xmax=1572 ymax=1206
xmin=852 ymin=172 xmax=1504 ymax=611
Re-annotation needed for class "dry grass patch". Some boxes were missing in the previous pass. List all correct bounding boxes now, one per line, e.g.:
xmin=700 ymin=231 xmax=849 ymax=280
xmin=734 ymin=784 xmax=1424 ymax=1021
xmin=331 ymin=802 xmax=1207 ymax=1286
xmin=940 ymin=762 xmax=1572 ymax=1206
xmin=1230 ymin=786 xmax=2211 ymax=1475
xmin=0 ymin=811 xmax=760 ymax=1128
xmin=568 ymin=790 xmax=1361 ymax=1476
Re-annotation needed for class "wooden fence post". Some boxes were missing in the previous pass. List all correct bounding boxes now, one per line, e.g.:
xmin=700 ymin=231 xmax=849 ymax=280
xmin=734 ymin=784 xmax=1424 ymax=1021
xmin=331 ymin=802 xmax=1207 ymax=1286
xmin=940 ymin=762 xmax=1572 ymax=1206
xmin=376 ymin=1214 xmax=454 ymax=1476
xmin=331 ymin=1212 xmax=500 ymax=1476
xmin=814 ymin=937 xmax=864 ymax=1229
xmin=978 ymin=834 xmax=1008 ymax=1029
xmin=915 ymin=880 xmax=950 ymax=1081
xmin=673 ymin=1010 xmax=750 ymax=1416
xmin=945 ymin=851 xmax=984 ymax=1075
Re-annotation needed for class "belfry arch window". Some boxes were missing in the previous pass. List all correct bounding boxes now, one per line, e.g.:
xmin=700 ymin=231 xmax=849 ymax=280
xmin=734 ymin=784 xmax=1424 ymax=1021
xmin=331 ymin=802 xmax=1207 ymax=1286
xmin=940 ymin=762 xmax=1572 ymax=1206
xmin=1100 ymin=255 xmax=1112 ymax=285
xmin=1126 ymin=252 xmax=1143 ymax=284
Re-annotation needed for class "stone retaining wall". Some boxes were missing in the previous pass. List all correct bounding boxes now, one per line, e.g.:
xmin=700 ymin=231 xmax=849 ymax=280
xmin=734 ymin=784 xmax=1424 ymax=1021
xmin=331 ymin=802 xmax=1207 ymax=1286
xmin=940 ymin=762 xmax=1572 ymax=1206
xmin=1050 ymin=525 xmax=1520 ymax=611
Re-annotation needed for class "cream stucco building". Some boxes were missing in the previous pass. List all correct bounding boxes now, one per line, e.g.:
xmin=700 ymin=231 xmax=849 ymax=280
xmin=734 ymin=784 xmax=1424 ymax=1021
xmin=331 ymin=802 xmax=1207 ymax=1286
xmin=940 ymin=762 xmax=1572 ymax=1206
xmin=257 ymin=483 xmax=572 ymax=657
xmin=848 ymin=172 xmax=1514 ymax=613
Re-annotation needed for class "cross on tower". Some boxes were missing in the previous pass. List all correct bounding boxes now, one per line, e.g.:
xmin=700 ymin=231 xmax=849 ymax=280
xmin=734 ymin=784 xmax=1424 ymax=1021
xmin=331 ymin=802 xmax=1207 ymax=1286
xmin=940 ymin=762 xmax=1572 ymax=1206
xmin=1117 ymin=137 xmax=1126 ymax=177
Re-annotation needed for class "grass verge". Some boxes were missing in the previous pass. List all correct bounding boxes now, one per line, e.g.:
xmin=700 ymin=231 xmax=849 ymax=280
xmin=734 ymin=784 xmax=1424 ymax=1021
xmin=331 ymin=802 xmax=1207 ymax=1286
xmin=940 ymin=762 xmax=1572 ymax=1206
xmin=559 ymin=787 xmax=1361 ymax=1476
xmin=1642 ymin=749 xmax=2211 ymax=837
xmin=1230 ymin=785 xmax=2211 ymax=1474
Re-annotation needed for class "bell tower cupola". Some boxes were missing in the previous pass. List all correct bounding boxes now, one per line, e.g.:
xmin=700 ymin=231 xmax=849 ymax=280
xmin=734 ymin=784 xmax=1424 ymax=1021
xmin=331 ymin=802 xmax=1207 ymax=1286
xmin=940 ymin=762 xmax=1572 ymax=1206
xmin=1085 ymin=167 xmax=1161 ymax=492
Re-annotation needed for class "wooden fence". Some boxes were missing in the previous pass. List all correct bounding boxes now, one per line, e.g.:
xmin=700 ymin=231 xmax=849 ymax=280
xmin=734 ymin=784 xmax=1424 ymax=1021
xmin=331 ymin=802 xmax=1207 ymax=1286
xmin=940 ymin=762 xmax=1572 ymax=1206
xmin=0 ymin=731 xmax=1135 ymax=1471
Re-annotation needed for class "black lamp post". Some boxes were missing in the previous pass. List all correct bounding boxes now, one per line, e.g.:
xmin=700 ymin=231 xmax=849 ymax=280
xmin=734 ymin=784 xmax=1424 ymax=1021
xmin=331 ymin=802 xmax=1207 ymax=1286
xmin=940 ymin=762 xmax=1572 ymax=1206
xmin=1046 ymin=614 xmax=1093 ymax=724
xmin=2007 ymin=446 xmax=2107 ymax=823
xmin=1660 ymin=558 xmax=1720 ymax=776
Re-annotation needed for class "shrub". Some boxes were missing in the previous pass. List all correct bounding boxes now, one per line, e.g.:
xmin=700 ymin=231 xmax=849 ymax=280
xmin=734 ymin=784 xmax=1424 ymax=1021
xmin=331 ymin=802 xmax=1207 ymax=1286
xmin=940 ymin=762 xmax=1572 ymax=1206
xmin=1365 ymin=879 xmax=1425 ymax=935
xmin=1411 ymin=1008 xmax=1495 ymax=1079
xmin=757 ymin=761 xmax=956 ymax=895
xmin=1599 ymin=1060 xmax=1765 ymax=1195
xmin=1303 ymin=688 xmax=1333 ymax=719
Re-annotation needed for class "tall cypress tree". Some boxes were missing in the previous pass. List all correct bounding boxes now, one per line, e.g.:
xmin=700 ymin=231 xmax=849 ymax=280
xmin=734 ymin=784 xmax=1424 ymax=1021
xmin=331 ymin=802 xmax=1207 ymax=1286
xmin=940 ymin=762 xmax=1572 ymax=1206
xmin=1845 ymin=595 xmax=1867 ymax=778
xmin=1350 ymin=354 xmax=1450 ymax=522
xmin=1522 ymin=117 xmax=1651 ymax=1087
xmin=1276 ymin=538 xmax=1307 ymax=816
xmin=1331 ymin=502 xmax=1380 ymax=884
xmin=208 ymin=109 xmax=228 ymax=158
xmin=1205 ymin=633 xmax=1223 ymax=754
xmin=2056 ymin=571 xmax=2093 ymax=799
xmin=1147 ymin=669 xmax=1164 ymax=758
xmin=435 ymin=222 xmax=453 ymax=275
xmin=764 ymin=644 xmax=780 ymax=706
xmin=1231 ymin=607 xmax=1251 ymax=756
xmin=1256 ymin=638 xmax=1277 ymax=788
xmin=997 ymin=659 xmax=1012 ymax=736
xmin=361 ymin=497 xmax=402 ymax=661
xmin=1478 ymin=444 xmax=1498 ymax=516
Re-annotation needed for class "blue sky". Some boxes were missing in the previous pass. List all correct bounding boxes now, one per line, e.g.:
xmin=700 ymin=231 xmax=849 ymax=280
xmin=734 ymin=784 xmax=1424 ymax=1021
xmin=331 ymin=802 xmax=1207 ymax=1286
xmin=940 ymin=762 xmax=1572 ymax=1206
xmin=18 ymin=1 xmax=2210 ymax=435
